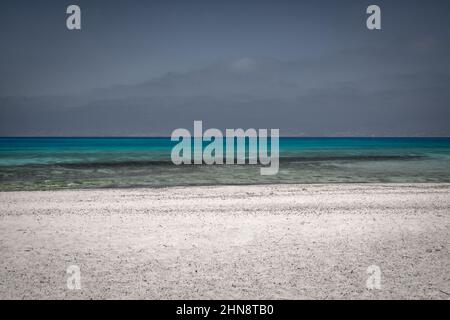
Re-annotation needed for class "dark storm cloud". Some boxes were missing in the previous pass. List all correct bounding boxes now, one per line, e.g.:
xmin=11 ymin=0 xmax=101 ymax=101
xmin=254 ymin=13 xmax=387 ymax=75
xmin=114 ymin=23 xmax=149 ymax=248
xmin=0 ymin=0 xmax=449 ymax=136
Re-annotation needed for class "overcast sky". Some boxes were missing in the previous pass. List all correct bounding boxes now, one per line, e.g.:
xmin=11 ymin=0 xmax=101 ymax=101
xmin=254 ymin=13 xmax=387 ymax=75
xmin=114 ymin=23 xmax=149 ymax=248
xmin=0 ymin=0 xmax=449 ymax=136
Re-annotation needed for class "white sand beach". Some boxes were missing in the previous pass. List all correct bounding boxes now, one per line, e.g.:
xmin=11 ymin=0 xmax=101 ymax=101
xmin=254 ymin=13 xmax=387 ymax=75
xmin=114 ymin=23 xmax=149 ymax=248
xmin=0 ymin=183 xmax=449 ymax=299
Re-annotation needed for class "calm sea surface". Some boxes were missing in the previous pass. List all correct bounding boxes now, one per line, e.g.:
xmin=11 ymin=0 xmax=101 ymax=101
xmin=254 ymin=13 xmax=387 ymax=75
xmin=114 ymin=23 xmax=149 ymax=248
xmin=1 ymin=137 xmax=450 ymax=190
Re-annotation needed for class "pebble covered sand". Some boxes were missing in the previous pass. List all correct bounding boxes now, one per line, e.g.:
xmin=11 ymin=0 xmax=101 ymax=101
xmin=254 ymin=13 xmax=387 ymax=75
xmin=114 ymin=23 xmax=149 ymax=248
xmin=0 ymin=183 xmax=449 ymax=299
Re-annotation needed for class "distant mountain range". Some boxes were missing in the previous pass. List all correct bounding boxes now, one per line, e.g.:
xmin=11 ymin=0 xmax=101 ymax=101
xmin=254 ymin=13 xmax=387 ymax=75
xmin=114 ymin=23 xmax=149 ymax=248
xmin=1 ymin=56 xmax=449 ymax=136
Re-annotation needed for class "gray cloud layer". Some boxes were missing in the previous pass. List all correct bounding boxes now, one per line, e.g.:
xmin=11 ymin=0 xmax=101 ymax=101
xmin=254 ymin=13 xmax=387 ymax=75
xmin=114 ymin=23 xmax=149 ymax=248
xmin=0 ymin=0 xmax=449 ymax=136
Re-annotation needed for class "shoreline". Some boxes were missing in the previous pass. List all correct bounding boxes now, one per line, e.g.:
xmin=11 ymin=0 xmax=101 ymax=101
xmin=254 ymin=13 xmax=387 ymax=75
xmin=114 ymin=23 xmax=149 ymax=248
xmin=1 ymin=183 xmax=449 ymax=299
xmin=2 ymin=181 xmax=450 ymax=193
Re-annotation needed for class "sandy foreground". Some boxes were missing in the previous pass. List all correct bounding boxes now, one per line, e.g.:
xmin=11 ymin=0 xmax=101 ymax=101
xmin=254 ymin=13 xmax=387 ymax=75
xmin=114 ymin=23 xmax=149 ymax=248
xmin=0 ymin=183 xmax=449 ymax=300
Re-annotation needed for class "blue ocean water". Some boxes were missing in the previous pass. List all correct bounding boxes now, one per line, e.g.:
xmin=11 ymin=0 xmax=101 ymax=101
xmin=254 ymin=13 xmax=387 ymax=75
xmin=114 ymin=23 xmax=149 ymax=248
xmin=0 ymin=137 xmax=450 ymax=190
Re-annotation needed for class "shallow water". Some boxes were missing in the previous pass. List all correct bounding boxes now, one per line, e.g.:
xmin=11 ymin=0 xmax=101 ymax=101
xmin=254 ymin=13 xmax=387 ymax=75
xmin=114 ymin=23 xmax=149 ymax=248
xmin=1 ymin=137 xmax=449 ymax=190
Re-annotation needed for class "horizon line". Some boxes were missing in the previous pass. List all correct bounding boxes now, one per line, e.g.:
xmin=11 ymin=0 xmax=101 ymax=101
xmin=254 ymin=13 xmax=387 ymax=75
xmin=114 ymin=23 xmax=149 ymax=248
xmin=1 ymin=136 xmax=450 ymax=139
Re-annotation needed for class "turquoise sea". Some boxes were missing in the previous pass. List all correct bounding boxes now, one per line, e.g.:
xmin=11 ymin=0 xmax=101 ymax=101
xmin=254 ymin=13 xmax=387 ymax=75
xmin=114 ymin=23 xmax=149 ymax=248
xmin=0 ymin=137 xmax=450 ymax=190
